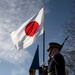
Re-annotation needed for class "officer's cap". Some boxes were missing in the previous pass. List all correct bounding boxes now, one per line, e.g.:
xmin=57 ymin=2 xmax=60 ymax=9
xmin=47 ymin=42 xmax=62 ymax=52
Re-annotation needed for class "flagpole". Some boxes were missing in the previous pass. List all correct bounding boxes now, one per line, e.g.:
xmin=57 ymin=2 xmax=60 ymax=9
xmin=43 ymin=30 xmax=45 ymax=63
xmin=42 ymin=6 xmax=45 ymax=64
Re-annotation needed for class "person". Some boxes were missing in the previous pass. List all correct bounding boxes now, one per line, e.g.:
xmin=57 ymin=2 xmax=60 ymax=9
xmin=47 ymin=42 xmax=66 ymax=75
xmin=39 ymin=42 xmax=66 ymax=75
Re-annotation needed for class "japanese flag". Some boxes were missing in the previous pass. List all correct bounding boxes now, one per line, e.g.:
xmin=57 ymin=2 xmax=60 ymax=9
xmin=10 ymin=8 xmax=44 ymax=50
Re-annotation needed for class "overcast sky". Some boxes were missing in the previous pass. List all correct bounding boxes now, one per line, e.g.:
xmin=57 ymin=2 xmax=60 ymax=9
xmin=0 ymin=0 xmax=73 ymax=75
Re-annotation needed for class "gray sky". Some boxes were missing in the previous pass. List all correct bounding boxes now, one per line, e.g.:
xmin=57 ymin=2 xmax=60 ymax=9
xmin=0 ymin=0 xmax=73 ymax=75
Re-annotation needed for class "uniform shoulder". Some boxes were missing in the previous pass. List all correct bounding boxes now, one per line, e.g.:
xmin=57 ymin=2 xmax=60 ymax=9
xmin=53 ymin=53 xmax=65 ymax=64
xmin=54 ymin=53 xmax=63 ymax=58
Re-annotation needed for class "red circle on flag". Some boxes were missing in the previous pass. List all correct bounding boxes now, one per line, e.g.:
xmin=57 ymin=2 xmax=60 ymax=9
xmin=25 ymin=21 xmax=39 ymax=36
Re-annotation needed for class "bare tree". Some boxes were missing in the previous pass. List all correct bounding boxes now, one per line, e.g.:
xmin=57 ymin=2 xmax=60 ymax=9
xmin=65 ymin=0 xmax=75 ymax=48
xmin=64 ymin=0 xmax=75 ymax=75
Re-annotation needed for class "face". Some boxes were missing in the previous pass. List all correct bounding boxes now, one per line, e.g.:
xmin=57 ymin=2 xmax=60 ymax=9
xmin=48 ymin=47 xmax=59 ymax=57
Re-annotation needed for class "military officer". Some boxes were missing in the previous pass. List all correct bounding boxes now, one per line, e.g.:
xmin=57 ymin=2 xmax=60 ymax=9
xmin=47 ymin=42 xmax=66 ymax=75
xmin=39 ymin=42 xmax=66 ymax=75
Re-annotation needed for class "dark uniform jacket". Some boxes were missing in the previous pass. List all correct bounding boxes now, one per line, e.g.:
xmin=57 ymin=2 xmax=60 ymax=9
xmin=48 ymin=53 xmax=66 ymax=75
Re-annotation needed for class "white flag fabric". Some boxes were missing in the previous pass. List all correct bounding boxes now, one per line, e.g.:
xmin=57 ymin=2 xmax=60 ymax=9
xmin=11 ymin=8 xmax=44 ymax=50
